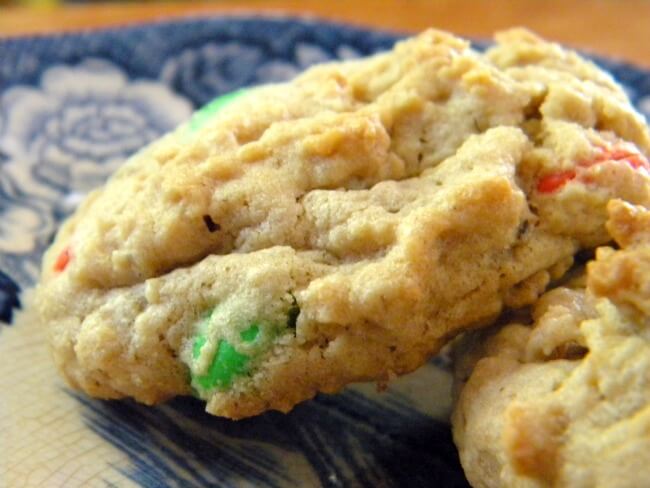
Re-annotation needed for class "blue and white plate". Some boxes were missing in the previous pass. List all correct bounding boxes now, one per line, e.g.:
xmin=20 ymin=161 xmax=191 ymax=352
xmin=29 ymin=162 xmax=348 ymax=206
xmin=2 ymin=16 xmax=650 ymax=488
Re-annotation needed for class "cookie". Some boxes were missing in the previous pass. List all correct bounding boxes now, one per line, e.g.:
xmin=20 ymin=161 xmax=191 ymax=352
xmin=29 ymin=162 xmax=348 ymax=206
xmin=452 ymin=200 xmax=650 ymax=488
xmin=36 ymin=28 xmax=650 ymax=418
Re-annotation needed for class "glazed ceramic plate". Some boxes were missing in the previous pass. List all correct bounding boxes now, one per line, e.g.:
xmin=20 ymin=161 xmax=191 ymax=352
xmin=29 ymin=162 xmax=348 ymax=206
xmin=2 ymin=16 xmax=650 ymax=488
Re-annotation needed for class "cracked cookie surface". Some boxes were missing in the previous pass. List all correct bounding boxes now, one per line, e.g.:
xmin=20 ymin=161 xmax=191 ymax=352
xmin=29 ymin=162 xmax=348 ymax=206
xmin=452 ymin=200 xmax=650 ymax=488
xmin=36 ymin=28 xmax=650 ymax=418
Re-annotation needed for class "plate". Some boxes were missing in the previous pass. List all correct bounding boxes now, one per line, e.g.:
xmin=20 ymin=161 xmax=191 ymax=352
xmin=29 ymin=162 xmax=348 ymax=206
xmin=1 ymin=16 xmax=649 ymax=488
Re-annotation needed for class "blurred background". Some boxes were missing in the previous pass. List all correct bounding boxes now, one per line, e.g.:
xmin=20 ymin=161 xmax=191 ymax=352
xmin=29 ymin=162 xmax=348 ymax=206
xmin=0 ymin=0 xmax=649 ymax=67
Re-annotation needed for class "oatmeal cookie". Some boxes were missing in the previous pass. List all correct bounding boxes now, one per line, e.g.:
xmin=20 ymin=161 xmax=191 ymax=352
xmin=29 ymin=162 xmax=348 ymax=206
xmin=452 ymin=200 xmax=650 ymax=487
xmin=36 ymin=28 xmax=650 ymax=418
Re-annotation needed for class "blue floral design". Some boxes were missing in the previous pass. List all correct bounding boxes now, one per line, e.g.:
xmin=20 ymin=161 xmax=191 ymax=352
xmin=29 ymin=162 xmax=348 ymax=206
xmin=1 ymin=59 xmax=192 ymax=198
xmin=0 ymin=159 xmax=55 ymax=287
xmin=162 ymin=40 xmax=361 ymax=105
xmin=0 ymin=166 xmax=53 ymax=255
xmin=73 ymin=383 xmax=468 ymax=487
xmin=0 ymin=269 xmax=20 ymax=324
xmin=161 ymin=42 xmax=265 ymax=106
xmin=0 ymin=59 xmax=192 ymax=289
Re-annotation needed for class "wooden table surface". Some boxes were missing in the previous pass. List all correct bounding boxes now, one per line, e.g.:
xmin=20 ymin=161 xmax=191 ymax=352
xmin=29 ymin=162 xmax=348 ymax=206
xmin=1 ymin=0 xmax=650 ymax=68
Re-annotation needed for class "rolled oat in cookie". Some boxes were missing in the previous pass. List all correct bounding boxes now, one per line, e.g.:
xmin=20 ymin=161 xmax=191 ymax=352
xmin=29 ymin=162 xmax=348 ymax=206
xmin=36 ymin=28 xmax=650 ymax=419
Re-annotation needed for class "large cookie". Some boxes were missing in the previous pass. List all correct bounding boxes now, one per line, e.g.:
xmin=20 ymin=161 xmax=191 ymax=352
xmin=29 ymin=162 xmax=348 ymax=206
xmin=36 ymin=28 xmax=650 ymax=418
xmin=452 ymin=200 xmax=650 ymax=487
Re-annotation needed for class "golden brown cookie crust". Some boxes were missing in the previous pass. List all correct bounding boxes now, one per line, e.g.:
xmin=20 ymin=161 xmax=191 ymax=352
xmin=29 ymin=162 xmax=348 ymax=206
xmin=452 ymin=200 xmax=650 ymax=487
xmin=37 ymin=28 xmax=650 ymax=418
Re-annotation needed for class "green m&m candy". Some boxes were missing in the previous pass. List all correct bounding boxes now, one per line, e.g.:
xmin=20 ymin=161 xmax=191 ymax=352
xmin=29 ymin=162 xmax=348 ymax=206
xmin=188 ymin=88 xmax=249 ymax=133
xmin=191 ymin=323 xmax=260 ymax=391
xmin=189 ymin=301 xmax=300 ymax=394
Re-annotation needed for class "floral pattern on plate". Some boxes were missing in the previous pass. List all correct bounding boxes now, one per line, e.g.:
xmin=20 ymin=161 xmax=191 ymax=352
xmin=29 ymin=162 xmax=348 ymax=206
xmin=161 ymin=40 xmax=361 ymax=105
xmin=0 ymin=59 xmax=192 ymax=287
